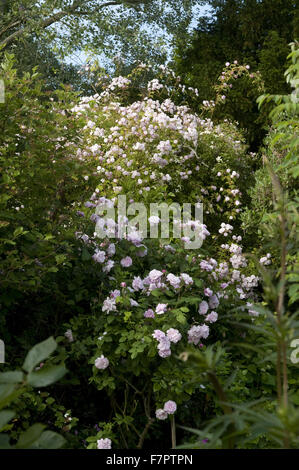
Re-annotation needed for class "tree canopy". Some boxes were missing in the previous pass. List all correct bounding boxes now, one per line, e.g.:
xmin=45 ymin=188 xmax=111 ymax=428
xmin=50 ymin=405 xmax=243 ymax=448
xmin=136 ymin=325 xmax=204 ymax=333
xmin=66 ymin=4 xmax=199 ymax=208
xmin=0 ymin=0 xmax=204 ymax=66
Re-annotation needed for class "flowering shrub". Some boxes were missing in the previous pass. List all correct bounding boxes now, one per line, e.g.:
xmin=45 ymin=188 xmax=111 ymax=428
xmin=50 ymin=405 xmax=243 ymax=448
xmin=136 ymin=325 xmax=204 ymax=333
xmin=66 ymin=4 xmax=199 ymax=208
xmin=58 ymin=68 xmax=264 ymax=448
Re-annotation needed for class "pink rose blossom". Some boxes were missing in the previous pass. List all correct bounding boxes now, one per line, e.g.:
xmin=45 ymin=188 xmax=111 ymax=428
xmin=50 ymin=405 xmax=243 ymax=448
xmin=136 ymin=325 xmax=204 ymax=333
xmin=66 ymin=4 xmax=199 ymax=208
xmin=164 ymin=400 xmax=177 ymax=414
xmin=120 ymin=256 xmax=132 ymax=267
xmin=95 ymin=355 xmax=109 ymax=370
xmin=166 ymin=328 xmax=182 ymax=344
xmin=144 ymin=309 xmax=155 ymax=318
xmin=206 ymin=311 xmax=218 ymax=323
xmin=155 ymin=303 xmax=168 ymax=315
xmin=199 ymin=301 xmax=209 ymax=315
xmin=97 ymin=438 xmax=112 ymax=449
xmin=156 ymin=409 xmax=168 ymax=420
xmin=152 ymin=330 xmax=165 ymax=341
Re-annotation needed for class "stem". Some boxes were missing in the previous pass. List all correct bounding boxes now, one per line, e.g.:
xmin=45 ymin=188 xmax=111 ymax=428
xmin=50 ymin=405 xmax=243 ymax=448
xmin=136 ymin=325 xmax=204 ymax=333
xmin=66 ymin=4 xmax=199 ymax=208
xmin=265 ymin=156 xmax=289 ymax=447
xmin=137 ymin=387 xmax=154 ymax=449
xmin=276 ymin=343 xmax=282 ymax=404
xmin=207 ymin=371 xmax=232 ymax=415
xmin=207 ymin=371 xmax=235 ymax=449
xmin=170 ymin=415 xmax=176 ymax=449
xmin=137 ymin=417 xmax=154 ymax=449
xmin=110 ymin=396 xmax=129 ymax=449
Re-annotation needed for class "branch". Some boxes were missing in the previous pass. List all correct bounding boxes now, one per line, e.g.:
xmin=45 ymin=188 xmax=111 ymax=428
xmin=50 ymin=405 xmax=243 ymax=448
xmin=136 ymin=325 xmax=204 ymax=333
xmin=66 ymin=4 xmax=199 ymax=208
xmin=0 ymin=20 xmax=23 ymax=39
xmin=137 ymin=416 xmax=154 ymax=449
xmin=137 ymin=389 xmax=153 ymax=449
xmin=0 ymin=10 xmax=67 ymax=49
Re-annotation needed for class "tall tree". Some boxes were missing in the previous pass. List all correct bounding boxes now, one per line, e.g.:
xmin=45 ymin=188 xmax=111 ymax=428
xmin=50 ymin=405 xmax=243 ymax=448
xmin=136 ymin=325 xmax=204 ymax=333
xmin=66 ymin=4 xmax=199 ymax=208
xmin=173 ymin=0 xmax=298 ymax=148
xmin=175 ymin=0 xmax=297 ymax=94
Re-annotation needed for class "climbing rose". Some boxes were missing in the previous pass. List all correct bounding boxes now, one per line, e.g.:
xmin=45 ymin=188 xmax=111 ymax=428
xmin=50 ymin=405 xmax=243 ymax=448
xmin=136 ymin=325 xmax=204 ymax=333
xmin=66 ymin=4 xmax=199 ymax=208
xmin=199 ymin=324 xmax=210 ymax=339
xmin=144 ymin=309 xmax=155 ymax=318
xmin=107 ymin=243 xmax=115 ymax=256
xmin=152 ymin=330 xmax=165 ymax=341
xmin=180 ymin=273 xmax=193 ymax=285
xmin=120 ymin=256 xmax=132 ymax=267
xmin=188 ymin=324 xmax=210 ymax=345
xmin=164 ymin=400 xmax=177 ymax=414
xmin=103 ymin=260 xmax=114 ymax=273
xmin=158 ymin=349 xmax=171 ymax=358
xmin=209 ymin=295 xmax=219 ymax=309
xmin=204 ymin=288 xmax=213 ymax=297
xmin=102 ymin=297 xmax=116 ymax=313
xmin=97 ymin=438 xmax=112 ymax=449
xmin=156 ymin=303 xmax=168 ymax=315
xmin=157 ymin=336 xmax=171 ymax=352
xmin=206 ymin=311 xmax=218 ymax=323
xmin=167 ymin=273 xmax=181 ymax=289
xmin=148 ymin=269 xmax=164 ymax=282
xmin=156 ymin=409 xmax=168 ymax=420
xmin=95 ymin=355 xmax=109 ymax=370
xmin=110 ymin=289 xmax=120 ymax=299
xmin=132 ymin=276 xmax=144 ymax=291
xmin=199 ymin=301 xmax=209 ymax=315
xmin=166 ymin=328 xmax=182 ymax=343
xmin=92 ymin=250 xmax=106 ymax=263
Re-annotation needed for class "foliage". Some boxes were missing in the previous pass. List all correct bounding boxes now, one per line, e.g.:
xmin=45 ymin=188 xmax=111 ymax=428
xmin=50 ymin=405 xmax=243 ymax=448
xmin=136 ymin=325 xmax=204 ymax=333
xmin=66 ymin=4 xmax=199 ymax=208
xmin=179 ymin=41 xmax=299 ymax=450
xmin=0 ymin=52 xmax=105 ymax=360
xmin=8 ymin=37 xmax=94 ymax=93
xmin=242 ymin=41 xmax=299 ymax=293
xmin=0 ymin=337 xmax=67 ymax=449
xmin=173 ymin=0 xmax=297 ymax=148
xmin=0 ymin=31 xmax=298 ymax=450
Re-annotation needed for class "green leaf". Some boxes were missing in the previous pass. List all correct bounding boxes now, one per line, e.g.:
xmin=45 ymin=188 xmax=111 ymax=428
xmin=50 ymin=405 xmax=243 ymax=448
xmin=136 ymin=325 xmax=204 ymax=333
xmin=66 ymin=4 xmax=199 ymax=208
xmin=176 ymin=312 xmax=186 ymax=324
xmin=0 ymin=434 xmax=12 ymax=449
xmin=81 ymin=247 xmax=91 ymax=261
xmin=27 ymin=364 xmax=67 ymax=387
xmin=150 ymin=289 xmax=161 ymax=297
xmin=123 ymin=311 xmax=132 ymax=322
xmin=48 ymin=264 xmax=59 ymax=272
xmin=0 ymin=384 xmax=18 ymax=410
xmin=13 ymin=227 xmax=23 ymax=237
xmin=16 ymin=424 xmax=46 ymax=449
xmin=30 ymin=431 xmax=66 ymax=449
xmin=194 ymin=279 xmax=203 ymax=288
xmin=0 ymin=410 xmax=15 ymax=431
xmin=0 ymin=371 xmax=24 ymax=384
xmin=55 ymin=254 xmax=66 ymax=264
xmin=290 ymin=390 xmax=299 ymax=406
xmin=23 ymin=337 xmax=57 ymax=373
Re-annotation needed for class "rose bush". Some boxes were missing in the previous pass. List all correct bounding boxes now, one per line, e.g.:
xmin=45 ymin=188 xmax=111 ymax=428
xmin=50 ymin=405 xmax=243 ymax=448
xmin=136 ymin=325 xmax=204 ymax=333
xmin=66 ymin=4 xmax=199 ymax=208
xmin=59 ymin=69 xmax=264 ymax=448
